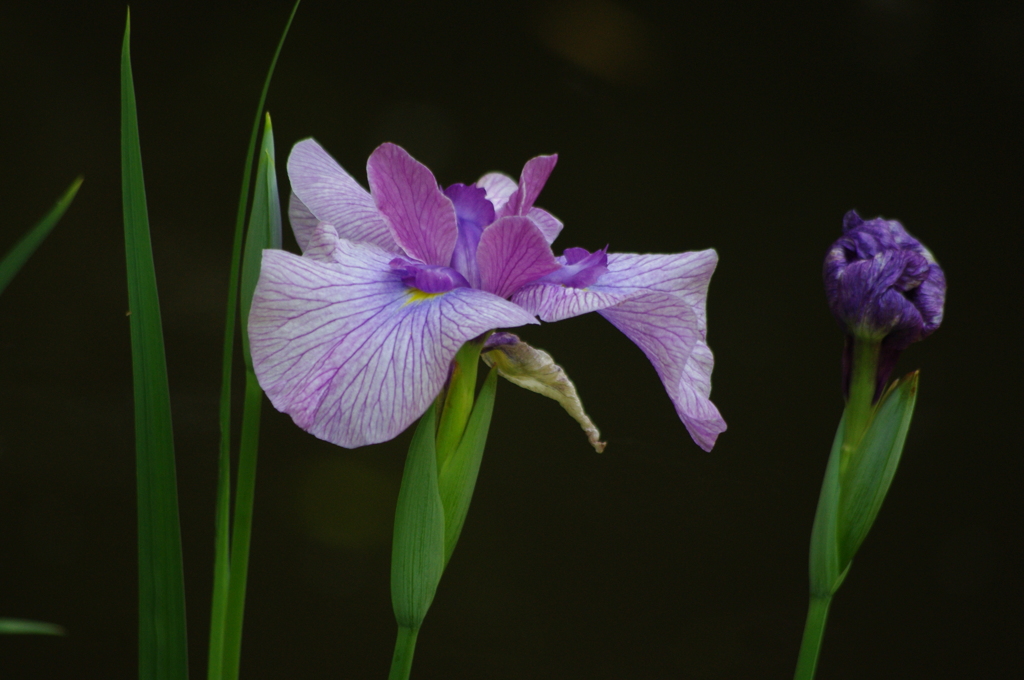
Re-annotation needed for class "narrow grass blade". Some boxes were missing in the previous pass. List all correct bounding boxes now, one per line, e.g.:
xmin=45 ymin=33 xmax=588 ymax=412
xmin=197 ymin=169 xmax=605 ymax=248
xmin=219 ymin=373 xmax=264 ymax=680
xmin=438 ymin=367 xmax=498 ymax=566
xmin=239 ymin=113 xmax=281 ymax=369
xmin=209 ymin=5 xmax=299 ymax=679
xmin=0 ymin=177 xmax=82 ymax=296
xmin=0 ymin=619 xmax=66 ymax=635
xmin=218 ymin=113 xmax=280 ymax=680
xmin=121 ymin=10 xmax=188 ymax=680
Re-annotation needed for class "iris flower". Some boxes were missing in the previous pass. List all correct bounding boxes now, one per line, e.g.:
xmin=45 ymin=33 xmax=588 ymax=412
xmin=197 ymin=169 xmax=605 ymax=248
xmin=248 ymin=140 xmax=726 ymax=450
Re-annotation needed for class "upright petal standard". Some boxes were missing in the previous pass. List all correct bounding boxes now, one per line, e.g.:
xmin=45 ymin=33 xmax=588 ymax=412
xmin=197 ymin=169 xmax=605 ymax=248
xmin=249 ymin=140 xmax=726 ymax=450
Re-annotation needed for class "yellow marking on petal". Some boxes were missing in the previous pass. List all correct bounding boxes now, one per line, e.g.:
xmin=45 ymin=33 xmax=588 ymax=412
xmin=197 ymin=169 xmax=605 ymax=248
xmin=403 ymin=288 xmax=444 ymax=306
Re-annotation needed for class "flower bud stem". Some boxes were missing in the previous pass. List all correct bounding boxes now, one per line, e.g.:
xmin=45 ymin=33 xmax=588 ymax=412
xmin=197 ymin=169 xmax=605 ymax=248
xmin=793 ymin=594 xmax=832 ymax=680
xmin=388 ymin=625 xmax=420 ymax=680
xmin=841 ymin=338 xmax=880 ymax=476
xmin=795 ymin=337 xmax=884 ymax=679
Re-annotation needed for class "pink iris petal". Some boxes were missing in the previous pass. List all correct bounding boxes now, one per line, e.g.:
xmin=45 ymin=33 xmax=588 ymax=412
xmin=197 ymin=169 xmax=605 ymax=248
xmin=302 ymin=221 xmax=346 ymax=262
xmin=597 ymin=250 xmax=719 ymax=332
xmin=476 ymin=166 xmax=563 ymax=245
xmin=248 ymin=233 xmax=538 ymax=449
xmin=287 ymin=193 xmax=319 ymax=252
xmin=512 ymin=283 xmax=631 ymax=321
xmin=287 ymin=139 xmax=398 ymax=253
xmin=597 ymin=291 xmax=724 ymax=451
xmin=513 ymin=249 xmax=725 ymax=449
xmin=499 ymin=154 xmax=558 ymax=219
xmin=366 ymin=143 xmax=458 ymax=267
xmin=475 ymin=172 xmax=517 ymax=213
xmin=671 ymin=341 xmax=727 ymax=451
xmin=527 ymin=207 xmax=564 ymax=244
xmin=477 ymin=216 xmax=561 ymax=299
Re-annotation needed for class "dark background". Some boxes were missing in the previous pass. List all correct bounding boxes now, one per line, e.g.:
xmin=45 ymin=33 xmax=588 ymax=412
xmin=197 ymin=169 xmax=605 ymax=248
xmin=1 ymin=0 xmax=1020 ymax=678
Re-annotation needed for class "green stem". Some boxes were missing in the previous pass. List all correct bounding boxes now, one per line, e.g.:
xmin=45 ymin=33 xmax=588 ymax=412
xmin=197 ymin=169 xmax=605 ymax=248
xmin=388 ymin=626 xmax=420 ymax=680
xmin=435 ymin=338 xmax=486 ymax=467
xmin=841 ymin=338 xmax=879 ymax=474
xmin=220 ymin=372 xmax=264 ymax=680
xmin=793 ymin=594 xmax=832 ymax=680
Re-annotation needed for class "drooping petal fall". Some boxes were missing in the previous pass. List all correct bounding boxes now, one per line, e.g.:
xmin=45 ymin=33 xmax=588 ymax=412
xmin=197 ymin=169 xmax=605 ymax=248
xmin=248 ymin=224 xmax=537 ymax=449
xmin=596 ymin=250 xmax=719 ymax=331
xmin=599 ymin=292 xmax=725 ymax=451
xmin=514 ymin=249 xmax=725 ymax=450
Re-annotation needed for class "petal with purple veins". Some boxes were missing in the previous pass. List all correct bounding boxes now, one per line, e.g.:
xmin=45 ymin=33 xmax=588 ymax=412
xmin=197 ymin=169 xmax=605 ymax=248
xmin=477 ymin=216 xmax=560 ymax=299
xmin=476 ymin=172 xmax=517 ymax=213
xmin=287 ymin=139 xmax=398 ymax=252
xmin=248 ymin=241 xmax=537 ymax=449
xmin=527 ymin=207 xmax=564 ymax=244
xmin=287 ymin=193 xmax=319 ymax=252
xmin=301 ymin=221 xmax=346 ymax=263
xmin=598 ymin=251 xmax=718 ymax=331
xmin=497 ymin=155 xmax=558 ymax=219
xmin=367 ymin=143 xmax=458 ymax=267
xmin=670 ymin=341 xmax=727 ymax=452
xmin=512 ymin=282 xmax=631 ymax=322
xmin=598 ymin=291 xmax=723 ymax=450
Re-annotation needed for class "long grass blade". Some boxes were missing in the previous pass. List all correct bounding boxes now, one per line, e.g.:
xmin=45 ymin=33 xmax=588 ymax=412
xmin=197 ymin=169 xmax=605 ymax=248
xmin=121 ymin=10 xmax=188 ymax=680
xmin=219 ymin=113 xmax=281 ymax=680
xmin=220 ymin=373 xmax=264 ymax=680
xmin=240 ymin=113 xmax=281 ymax=367
xmin=209 ymin=5 xmax=299 ymax=679
xmin=0 ymin=177 xmax=82 ymax=296
xmin=0 ymin=618 xmax=66 ymax=635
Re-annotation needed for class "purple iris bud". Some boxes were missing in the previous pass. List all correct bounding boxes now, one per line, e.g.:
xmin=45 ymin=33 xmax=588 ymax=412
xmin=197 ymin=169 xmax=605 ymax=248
xmin=534 ymin=246 xmax=610 ymax=288
xmin=824 ymin=210 xmax=946 ymax=394
xmin=390 ymin=257 xmax=470 ymax=294
xmin=444 ymin=183 xmax=496 ymax=288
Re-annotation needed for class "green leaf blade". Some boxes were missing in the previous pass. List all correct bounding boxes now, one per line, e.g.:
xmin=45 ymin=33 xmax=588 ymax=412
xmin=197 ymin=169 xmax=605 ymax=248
xmin=210 ymin=5 xmax=299 ymax=679
xmin=240 ymin=113 xmax=280 ymax=370
xmin=121 ymin=10 xmax=189 ymax=679
xmin=0 ymin=177 xmax=82 ymax=297
xmin=391 ymin=405 xmax=446 ymax=629
xmin=438 ymin=367 xmax=498 ymax=566
xmin=839 ymin=372 xmax=919 ymax=566
xmin=808 ymin=413 xmax=849 ymax=597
